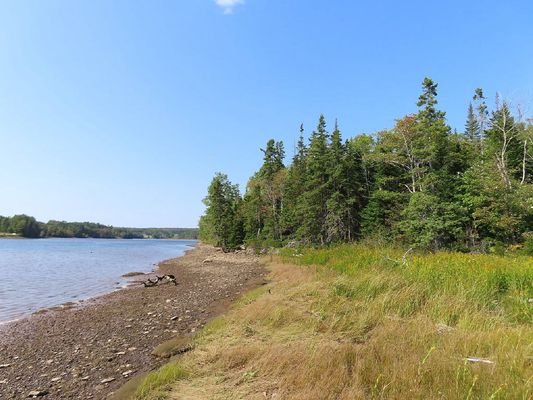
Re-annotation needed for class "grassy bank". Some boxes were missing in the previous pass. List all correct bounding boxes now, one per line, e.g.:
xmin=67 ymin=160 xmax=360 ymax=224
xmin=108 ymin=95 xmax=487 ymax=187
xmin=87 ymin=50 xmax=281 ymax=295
xmin=133 ymin=245 xmax=532 ymax=399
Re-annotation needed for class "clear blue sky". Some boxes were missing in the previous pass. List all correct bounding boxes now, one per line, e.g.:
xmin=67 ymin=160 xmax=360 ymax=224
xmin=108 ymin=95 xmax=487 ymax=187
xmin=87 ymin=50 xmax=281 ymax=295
xmin=1 ymin=0 xmax=532 ymax=228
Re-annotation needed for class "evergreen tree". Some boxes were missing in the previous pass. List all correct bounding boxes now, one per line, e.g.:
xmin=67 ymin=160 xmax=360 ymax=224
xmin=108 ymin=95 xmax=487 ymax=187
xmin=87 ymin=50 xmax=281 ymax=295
xmin=473 ymin=88 xmax=488 ymax=147
xmin=198 ymin=79 xmax=532 ymax=252
xmin=415 ymin=77 xmax=452 ymax=193
xmin=258 ymin=139 xmax=286 ymax=240
xmin=242 ymin=177 xmax=263 ymax=240
xmin=299 ymin=115 xmax=330 ymax=244
xmin=324 ymin=121 xmax=348 ymax=243
xmin=324 ymin=121 xmax=365 ymax=242
xmin=349 ymin=134 xmax=376 ymax=199
xmin=281 ymin=124 xmax=308 ymax=238
xmin=465 ymin=103 xmax=480 ymax=142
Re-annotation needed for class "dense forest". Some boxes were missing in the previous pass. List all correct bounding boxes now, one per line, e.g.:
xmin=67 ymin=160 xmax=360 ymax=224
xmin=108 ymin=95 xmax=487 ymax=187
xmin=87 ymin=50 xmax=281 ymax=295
xmin=0 ymin=215 xmax=198 ymax=239
xmin=199 ymin=78 xmax=533 ymax=253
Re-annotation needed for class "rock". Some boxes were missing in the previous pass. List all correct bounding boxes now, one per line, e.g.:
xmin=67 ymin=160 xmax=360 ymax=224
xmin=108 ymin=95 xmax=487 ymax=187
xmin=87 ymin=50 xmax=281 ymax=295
xmin=51 ymin=377 xmax=61 ymax=382
xmin=170 ymin=316 xmax=178 ymax=321
xmin=127 ymin=347 xmax=137 ymax=352
xmin=121 ymin=369 xmax=134 ymax=377
xmin=115 ymin=351 xmax=126 ymax=355
xmin=28 ymin=390 xmax=48 ymax=397
xmin=0 ymin=379 xmax=7 ymax=384
xmin=0 ymin=364 xmax=11 ymax=368
xmin=101 ymin=377 xmax=115 ymax=384
xmin=81 ymin=376 xmax=90 ymax=381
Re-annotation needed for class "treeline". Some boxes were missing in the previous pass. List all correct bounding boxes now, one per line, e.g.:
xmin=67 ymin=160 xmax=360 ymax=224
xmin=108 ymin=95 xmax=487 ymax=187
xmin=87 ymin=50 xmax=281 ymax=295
xmin=0 ymin=215 xmax=198 ymax=239
xmin=199 ymin=78 xmax=533 ymax=253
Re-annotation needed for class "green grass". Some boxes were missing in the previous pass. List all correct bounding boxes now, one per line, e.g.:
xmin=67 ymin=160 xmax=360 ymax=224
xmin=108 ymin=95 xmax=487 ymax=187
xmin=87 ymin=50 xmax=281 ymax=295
xmin=281 ymin=244 xmax=533 ymax=324
xmin=134 ymin=245 xmax=533 ymax=399
xmin=134 ymin=362 xmax=188 ymax=399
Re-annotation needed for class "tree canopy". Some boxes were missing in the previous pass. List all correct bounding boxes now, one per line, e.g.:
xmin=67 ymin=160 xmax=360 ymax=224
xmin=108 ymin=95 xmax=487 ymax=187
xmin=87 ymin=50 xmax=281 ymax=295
xmin=199 ymin=78 xmax=533 ymax=253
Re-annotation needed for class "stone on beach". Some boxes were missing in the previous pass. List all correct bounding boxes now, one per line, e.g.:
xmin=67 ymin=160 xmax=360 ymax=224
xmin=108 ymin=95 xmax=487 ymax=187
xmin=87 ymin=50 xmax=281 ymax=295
xmin=28 ymin=390 xmax=48 ymax=397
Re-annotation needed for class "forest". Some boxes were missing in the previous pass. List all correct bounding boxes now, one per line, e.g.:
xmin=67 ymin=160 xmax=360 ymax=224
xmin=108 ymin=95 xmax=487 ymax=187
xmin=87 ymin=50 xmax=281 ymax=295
xmin=0 ymin=215 xmax=198 ymax=239
xmin=199 ymin=78 xmax=533 ymax=253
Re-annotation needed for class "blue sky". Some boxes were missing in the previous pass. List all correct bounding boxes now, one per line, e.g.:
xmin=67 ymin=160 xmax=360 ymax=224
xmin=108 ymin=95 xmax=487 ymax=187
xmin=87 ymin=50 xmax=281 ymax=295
xmin=0 ymin=0 xmax=532 ymax=227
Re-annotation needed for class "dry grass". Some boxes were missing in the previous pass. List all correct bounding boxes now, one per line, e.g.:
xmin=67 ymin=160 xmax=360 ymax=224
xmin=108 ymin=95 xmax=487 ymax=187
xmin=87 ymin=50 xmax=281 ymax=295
xmin=135 ymin=246 xmax=533 ymax=400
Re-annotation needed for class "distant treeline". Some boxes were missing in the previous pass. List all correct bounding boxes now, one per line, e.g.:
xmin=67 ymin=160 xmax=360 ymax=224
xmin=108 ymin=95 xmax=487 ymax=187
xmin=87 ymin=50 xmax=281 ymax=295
xmin=199 ymin=78 xmax=532 ymax=253
xmin=0 ymin=215 xmax=198 ymax=239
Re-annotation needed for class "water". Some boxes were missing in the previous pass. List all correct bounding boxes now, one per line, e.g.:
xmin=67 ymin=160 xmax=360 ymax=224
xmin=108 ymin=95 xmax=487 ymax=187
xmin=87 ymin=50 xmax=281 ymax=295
xmin=0 ymin=238 xmax=196 ymax=323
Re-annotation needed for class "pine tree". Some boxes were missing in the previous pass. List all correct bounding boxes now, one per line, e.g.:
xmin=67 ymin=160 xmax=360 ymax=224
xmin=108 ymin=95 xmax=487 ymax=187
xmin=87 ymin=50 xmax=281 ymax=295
xmin=415 ymin=77 xmax=451 ymax=191
xmin=324 ymin=120 xmax=348 ymax=243
xmin=299 ymin=115 xmax=330 ymax=244
xmin=199 ymin=79 xmax=531 ymax=252
xmin=323 ymin=121 xmax=365 ymax=242
xmin=471 ymin=88 xmax=489 ymax=158
xmin=281 ymin=124 xmax=308 ymax=238
xmin=465 ymin=103 xmax=480 ymax=142
xmin=397 ymin=78 xmax=467 ymax=249
xmin=241 ymin=140 xmax=286 ymax=244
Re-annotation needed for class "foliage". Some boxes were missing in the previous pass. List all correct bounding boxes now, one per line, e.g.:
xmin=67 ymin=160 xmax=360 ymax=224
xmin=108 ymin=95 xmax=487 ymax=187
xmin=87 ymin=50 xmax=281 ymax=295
xmin=0 ymin=214 xmax=41 ymax=237
xmin=199 ymin=173 xmax=244 ymax=251
xmin=198 ymin=78 xmax=533 ymax=252
xmin=0 ymin=215 xmax=198 ymax=239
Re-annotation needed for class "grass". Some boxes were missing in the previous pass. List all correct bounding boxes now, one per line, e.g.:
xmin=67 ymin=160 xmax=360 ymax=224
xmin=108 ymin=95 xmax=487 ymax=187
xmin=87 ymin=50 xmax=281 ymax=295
xmin=134 ymin=362 xmax=188 ymax=399
xmin=134 ymin=245 xmax=533 ymax=399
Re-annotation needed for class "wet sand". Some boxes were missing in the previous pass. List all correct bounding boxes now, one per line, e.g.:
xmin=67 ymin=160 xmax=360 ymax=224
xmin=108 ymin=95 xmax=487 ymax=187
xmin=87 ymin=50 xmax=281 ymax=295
xmin=0 ymin=244 xmax=266 ymax=399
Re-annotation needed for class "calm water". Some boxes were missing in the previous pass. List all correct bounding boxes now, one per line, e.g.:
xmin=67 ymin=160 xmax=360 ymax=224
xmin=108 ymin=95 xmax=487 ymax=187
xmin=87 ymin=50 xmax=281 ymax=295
xmin=0 ymin=238 xmax=196 ymax=322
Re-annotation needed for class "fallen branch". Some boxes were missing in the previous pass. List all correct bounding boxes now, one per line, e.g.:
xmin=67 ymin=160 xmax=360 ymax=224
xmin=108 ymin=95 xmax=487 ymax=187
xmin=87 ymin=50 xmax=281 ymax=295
xmin=384 ymin=247 xmax=414 ymax=266
xmin=465 ymin=357 xmax=495 ymax=365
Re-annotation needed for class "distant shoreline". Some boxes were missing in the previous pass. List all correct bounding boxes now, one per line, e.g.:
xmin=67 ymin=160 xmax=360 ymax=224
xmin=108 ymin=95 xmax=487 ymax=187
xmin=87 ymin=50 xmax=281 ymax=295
xmin=0 ymin=214 xmax=199 ymax=239
xmin=0 ymin=236 xmax=198 ymax=240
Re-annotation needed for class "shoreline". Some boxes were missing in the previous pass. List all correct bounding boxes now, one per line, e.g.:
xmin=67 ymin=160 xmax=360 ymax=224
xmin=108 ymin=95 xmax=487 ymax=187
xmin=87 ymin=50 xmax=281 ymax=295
xmin=0 ymin=239 xmax=198 ymax=324
xmin=0 ymin=244 xmax=266 ymax=399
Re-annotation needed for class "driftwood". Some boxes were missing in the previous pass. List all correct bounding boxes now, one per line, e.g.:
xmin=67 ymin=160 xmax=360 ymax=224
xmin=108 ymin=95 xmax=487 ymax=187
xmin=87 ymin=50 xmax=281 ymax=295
xmin=142 ymin=274 xmax=178 ymax=287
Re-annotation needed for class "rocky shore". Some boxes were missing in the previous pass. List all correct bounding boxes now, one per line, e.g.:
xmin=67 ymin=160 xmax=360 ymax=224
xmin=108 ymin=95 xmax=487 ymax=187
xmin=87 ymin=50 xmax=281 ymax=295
xmin=0 ymin=244 xmax=266 ymax=399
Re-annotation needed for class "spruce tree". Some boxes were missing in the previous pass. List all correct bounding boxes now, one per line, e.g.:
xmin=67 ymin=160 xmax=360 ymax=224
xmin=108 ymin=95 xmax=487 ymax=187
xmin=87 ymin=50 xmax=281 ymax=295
xmin=465 ymin=103 xmax=480 ymax=142
xmin=299 ymin=115 xmax=330 ymax=244
xmin=281 ymin=124 xmax=308 ymax=238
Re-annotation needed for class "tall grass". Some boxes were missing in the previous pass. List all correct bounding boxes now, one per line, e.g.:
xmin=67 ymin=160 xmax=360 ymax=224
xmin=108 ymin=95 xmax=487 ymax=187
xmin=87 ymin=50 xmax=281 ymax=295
xmin=282 ymin=244 xmax=533 ymax=324
xmin=134 ymin=362 xmax=188 ymax=399
xmin=136 ymin=245 xmax=533 ymax=399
